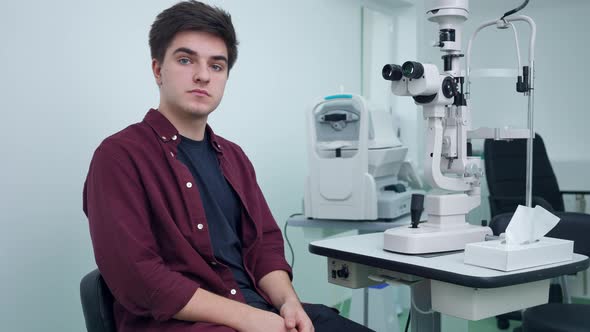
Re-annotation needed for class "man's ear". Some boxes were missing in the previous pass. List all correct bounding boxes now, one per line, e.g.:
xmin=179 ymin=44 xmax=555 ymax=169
xmin=152 ymin=59 xmax=163 ymax=86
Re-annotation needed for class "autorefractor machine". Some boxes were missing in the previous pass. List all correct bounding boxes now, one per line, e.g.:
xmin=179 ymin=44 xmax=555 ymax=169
xmin=304 ymin=94 xmax=414 ymax=221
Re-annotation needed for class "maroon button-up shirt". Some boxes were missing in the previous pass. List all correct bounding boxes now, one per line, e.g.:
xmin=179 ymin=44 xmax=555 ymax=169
xmin=83 ymin=109 xmax=292 ymax=331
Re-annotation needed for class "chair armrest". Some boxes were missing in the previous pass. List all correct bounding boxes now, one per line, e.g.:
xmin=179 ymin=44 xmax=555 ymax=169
xmin=560 ymin=190 xmax=590 ymax=196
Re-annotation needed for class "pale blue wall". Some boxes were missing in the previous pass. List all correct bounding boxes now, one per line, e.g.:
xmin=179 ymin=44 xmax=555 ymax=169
xmin=0 ymin=1 xmax=362 ymax=330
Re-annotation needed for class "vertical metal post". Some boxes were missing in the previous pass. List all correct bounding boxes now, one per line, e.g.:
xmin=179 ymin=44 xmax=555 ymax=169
xmin=575 ymin=194 xmax=587 ymax=213
xmin=363 ymin=287 xmax=369 ymax=327
xmin=358 ymin=228 xmax=370 ymax=327
xmin=525 ymin=61 xmax=535 ymax=207
xmin=410 ymin=280 xmax=441 ymax=332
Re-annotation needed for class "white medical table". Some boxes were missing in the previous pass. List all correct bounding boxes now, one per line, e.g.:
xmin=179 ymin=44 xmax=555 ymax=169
xmin=286 ymin=214 xmax=411 ymax=233
xmin=309 ymin=232 xmax=589 ymax=332
xmin=287 ymin=214 xmax=413 ymax=327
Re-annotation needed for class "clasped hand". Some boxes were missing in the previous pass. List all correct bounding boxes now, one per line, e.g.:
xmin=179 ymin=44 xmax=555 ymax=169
xmin=241 ymin=300 xmax=314 ymax=332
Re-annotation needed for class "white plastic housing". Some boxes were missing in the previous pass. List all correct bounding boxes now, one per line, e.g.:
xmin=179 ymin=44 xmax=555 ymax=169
xmin=407 ymin=64 xmax=440 ymax=96
xmin=383 ymin=223 xmax=491 ymax=254
xmin=426 ymin=0 xmax=469 ymax=53
xmin=304 ymin=95 xmax=411 ymax=220
xmin=431 ymin=279 xmax=549 ymax=321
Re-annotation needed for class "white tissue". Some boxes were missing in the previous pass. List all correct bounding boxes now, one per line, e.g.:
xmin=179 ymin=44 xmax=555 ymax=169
xmin=505 ymin=205 xmax=560 ymax=245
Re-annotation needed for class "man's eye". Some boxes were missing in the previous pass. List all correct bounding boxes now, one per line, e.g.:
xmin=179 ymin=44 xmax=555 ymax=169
xmin=211 ymin=64 xmax=224 ymax=72
xmin=178 ymin=58 xmax=191 ymax=65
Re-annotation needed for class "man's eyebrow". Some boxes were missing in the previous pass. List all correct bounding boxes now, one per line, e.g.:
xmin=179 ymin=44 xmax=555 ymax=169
xmin=172 ymin=47 xmax=228 ymax=63
xmin=173 ymin=47 xmax=197 ymax=55
xmin=211 ymin=55 xmax=228 ymax=64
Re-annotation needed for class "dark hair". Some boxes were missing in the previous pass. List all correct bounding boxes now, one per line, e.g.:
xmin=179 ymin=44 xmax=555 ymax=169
xmin=149 ymin=1 xmax=238 ymax=71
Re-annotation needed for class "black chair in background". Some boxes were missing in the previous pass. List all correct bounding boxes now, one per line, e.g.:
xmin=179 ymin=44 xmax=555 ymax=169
xmin=80 ymin=269 xmax=116 ymax=332
xmin=484 ymin=134 xmax=590 ymax=331
xmin=490 ymin=212 xmax=590 ymax=332
xmin=485 ymin=134 xmax=572 ymax=217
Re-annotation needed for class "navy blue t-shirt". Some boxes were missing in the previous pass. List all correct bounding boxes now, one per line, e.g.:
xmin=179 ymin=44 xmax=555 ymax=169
xmin=177 ymin=133 xmax=268 ymax=306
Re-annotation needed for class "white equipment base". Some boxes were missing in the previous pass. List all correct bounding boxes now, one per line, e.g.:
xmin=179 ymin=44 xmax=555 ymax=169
xmin=383 ymin=223 xmax=492 ymax=254
xmin=464 ymin=237 xmax=574 ymax=271
xmin=310 ymin=233 xmax=588 ymax=324
xmin=431 ymin=279 xmax=550 ymax=321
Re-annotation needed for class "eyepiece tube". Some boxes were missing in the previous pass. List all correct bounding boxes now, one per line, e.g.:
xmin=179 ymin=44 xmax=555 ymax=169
xmin=382 ymin=64 xmax=403 ymax=81
xmin=402 ymin=61 xmax=425 ymax=79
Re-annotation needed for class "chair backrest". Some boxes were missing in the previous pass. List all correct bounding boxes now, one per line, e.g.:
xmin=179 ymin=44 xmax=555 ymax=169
xmin=490 ymin=212 xmax=590 ymax=257
xmin=484 ymin=134 xmax=564 ymax=217
xmin=80 ymin=269 xmax=116 ymax=332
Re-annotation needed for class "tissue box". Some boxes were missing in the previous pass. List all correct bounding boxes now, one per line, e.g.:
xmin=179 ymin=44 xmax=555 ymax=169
xmin=464 ymin=237 xmax=573 ymax=271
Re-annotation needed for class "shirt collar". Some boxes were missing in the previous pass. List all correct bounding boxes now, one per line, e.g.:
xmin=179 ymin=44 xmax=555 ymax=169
xmin=144 ymin=109 xmax=223 ymax=154
xmin=205 ymin=125 xmax=223 ymax=153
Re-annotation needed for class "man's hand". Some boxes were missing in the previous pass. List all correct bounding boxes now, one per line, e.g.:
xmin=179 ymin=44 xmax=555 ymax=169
xmin=239 ymin=307 xmax=293 ymax=332
xmin=174 ymin=288 xmax=294 ymax=332
xmin=258 ymin=270 xmax=312 ymax=331
xmin=279 ymin=299 xmax=314 ymax=332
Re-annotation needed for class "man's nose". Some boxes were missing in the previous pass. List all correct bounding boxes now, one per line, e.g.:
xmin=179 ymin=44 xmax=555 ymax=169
xmin=193 ymin=62 xmax=210 ymax=83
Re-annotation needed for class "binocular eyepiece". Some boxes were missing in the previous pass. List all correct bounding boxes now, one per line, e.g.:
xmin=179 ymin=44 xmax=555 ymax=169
xmin=401 ymin=61 xmax=424 ymax=79
xmin=382 ymin=64 xmax=403 ymax=82
xmin=382 ymin=61 xmax=425 ymax=81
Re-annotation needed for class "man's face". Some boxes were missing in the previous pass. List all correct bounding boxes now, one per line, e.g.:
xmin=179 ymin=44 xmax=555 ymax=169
xmin=153 ymin=31 xmax=229 ymax=119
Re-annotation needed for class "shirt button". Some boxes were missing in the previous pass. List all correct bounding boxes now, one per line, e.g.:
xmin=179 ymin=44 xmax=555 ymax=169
xmin=170 ymin=152 xmax=174 ymax=157
xmin=172 ymin=135 xmax=178 ymax=140
xmin=197 ymin=223 xmax=204 ymax=230
xmin=210 ymin=261 xmax=217 ymax=266
xmin=230 ymin=289 xmax=237 ymax=295
xmin=161 ymin=136 xmax=167 ymax=140
xmin=186 ymin=182 xmax=193 ymax=188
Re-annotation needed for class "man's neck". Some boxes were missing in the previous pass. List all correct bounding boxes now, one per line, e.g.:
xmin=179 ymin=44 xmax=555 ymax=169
xmin=157 ymin=105 xmax=208 ymax=141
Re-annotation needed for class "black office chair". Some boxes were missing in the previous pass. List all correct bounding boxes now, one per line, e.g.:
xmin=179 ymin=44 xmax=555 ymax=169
xmin=490 ymin=212 xmax=590 ymax=332
xmin=484 ymin=134 xmax=590 ymax=330
xmin=484 ymin=134 xmax=574 ymax=217
xmin=80 ymin=269 xmax=117 ymax=332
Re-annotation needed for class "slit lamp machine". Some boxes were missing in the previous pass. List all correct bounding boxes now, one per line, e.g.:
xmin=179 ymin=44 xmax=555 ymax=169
xmin=382 ymin=0 xmax=536 ymax=254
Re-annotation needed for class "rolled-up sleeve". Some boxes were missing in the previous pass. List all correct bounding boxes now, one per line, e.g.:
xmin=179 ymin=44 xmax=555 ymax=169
xmin=83 ymin=142 xmax=199 ymax=322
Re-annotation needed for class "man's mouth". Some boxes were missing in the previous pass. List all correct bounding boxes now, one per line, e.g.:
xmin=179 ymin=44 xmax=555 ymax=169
xmin=188 ymin=89 xmax=210 ymax=97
